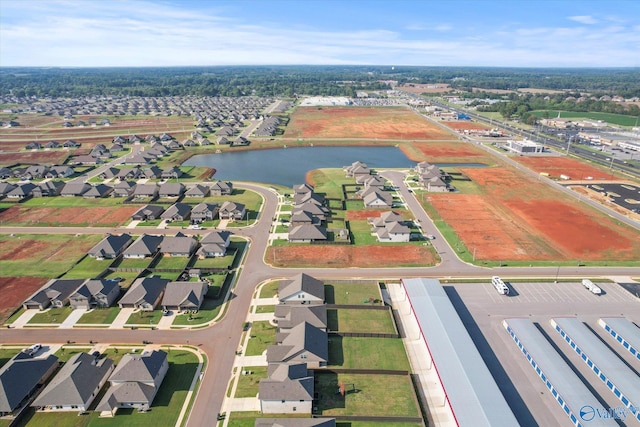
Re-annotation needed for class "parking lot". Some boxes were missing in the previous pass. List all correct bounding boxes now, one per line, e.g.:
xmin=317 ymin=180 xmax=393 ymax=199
xmin=576 ymin=182 xmax=640 ymax=213
xmin=444 ymin=280 xmax=640 ymax=427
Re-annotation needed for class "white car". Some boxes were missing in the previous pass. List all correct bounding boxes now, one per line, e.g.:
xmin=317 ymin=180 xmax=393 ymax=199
xmin=25 ymin=343 xmax=42 ymax=356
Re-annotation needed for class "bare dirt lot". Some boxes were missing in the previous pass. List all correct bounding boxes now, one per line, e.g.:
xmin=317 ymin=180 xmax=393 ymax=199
xmin=285 ymin=107 xmax=455 ymax=140
xmin=0 ymin=205 xmax=139 ymax=226
xmin=267 ymin=244 xmax=437 ymax=268
xmin=0 ymin=277 xmax=47 ymax=323
xmin=514 ymin=156 xmax=616 ymax=180
xmin=406 ymin=140 xmax=493 ymax=163
xmin=440 ymin=121 xmax=491 ymax=131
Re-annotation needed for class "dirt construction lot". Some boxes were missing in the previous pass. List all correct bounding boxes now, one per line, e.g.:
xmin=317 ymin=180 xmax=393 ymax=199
xmin=428 ymin=165 xmax=640 ymax=261
xmin=0 ymin=205 xmax=138 ymax=227
xmin=285 ymin=107 xmax=455 ymax=140
xmin=0 ymin=277 xmax=47 ymax=323
xmin=514 ymin=156 xmax=616 ymax=180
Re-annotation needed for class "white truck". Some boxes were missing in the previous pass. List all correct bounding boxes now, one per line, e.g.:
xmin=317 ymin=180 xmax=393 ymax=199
xmin=492 ymin=276 xmax=509 ymax=295
xmin=582 ymin=279 xmax=602 ymax=295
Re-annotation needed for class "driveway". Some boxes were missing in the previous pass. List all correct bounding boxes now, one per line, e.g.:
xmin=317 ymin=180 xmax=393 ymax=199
xmin=59 ymin=308 xmax=88 ymax=329
xmin=109 ymin=307 xmax=135 ymax=329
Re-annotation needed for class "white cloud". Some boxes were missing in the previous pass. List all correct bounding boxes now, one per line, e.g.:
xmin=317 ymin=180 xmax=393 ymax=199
xmin=568 ymin=15 xmax=598 ymax=25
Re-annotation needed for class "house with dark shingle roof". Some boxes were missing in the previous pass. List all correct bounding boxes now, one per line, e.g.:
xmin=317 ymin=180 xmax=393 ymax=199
xmin=158 ymin=182 xmax=185 ymax=198
xmin=131 ymin=205 xmax=164 ymax=221
xmin=160 ymin=166 xmax=183 ymax=180
xmin=197 ymin=230 xmax=230 ymax=258
xmin=31 ymin=352 xmax=114 ymax=412
xmin=118 ymin=277 xmax=169 ymax=311
xmin=259 ymin=363 xmax=314 ymax=414
xmin=142 ymin=165 xmax=163 ymax=179
xmin=266 ymin=322 xmax=328 ymax=368
xmin=160 ymin=203 xmax=191 ymax=222
xmin=185 ymin=184 xmax=210 ymax=198
xmin=87 ymin=234 xmax=133 ymax=259
xmin=210 ymin=181 xmax=233 ymax=196
xmin=278 ymin=273 xmax=325 ymax=305
xmin=288 ymin=224 xmax=327 ymax=243
xmin=33 ymin=180 xmax=65 ymax=198
xmin=6 ymin=183 xmax=36 ymax=199
xmin=69 ymin=279 xmax=121 ymax=309
xmin=45 ymin=165 xmax=74 ymax=179
xmin=0 ymin=182 xmax=17 ymax=198
xmin=123 ymin=234 xmax=164 ymax=258
xmin=22 ymin=279 xmax=86 ymax=310
xmin=274 ymin=304 xmax=327 ymax=332
xmin=191 ymin=202 xmax=219 ymax=223
xmin=133 ymin=183 xmax=159 ymax=199
xmin=60 ymin=181 xmax=92 ymax=197
xmin=83 ymin=184 xmax=114 ymax=198
xmin=0 ymin=352 xmax=59 ymax=416
xmin=218 ymin=201 xmax=245 ymax=221
xmin=96 ymin=350 xmax=168 ymax=417
xmin=161 ymin=281 xmax=207 ymax=311
xmin=113 ymin=180 xmax=136 ymax=197
xmin=159 ymin=232 xmax=198 ymax=257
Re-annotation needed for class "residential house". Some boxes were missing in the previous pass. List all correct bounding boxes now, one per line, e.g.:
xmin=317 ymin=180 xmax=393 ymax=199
xmin=123 ymin=234 xmax=164 ymax=258
xmin=159 ymin=133 xmax=173 ymax=142
xmin=424 ymin=176 xmax=449 ymax=192
xmin=7 ymin=183 xmax=36 ymax=200
xmin=184 ymin=184 xmax=210 ymax=198
xmin=278 ymin=273 xmax=325 ymax=305
xmin=266 ymin=322 xmax=328 ymax=368
xmin=70 ymin=155 xmax=102 ymax=165
xmin=289 ymin=210 xmax=317 ymax=227
xmin=45 ymin=165 xmax=74 ymax=179
xmin=31 ymin=353 xmax=114 ymax=412
xmin=132 ymin=183 xmax=159 ymax=199
xmin=160 ymin=166 xmax=183 ymax=180
xmin=124 ymin=153 xmax=152 ymax=165
xmin=0 ymin=167 xmax=12 ymax=179
xmin=112 ymin=136 xmax=127 ymax=144
xmin=110 ymin=143 xmax=124 ymax=152
xmin=294 ymin=200 xmax=329 ymax=222
xmin=23 ymin=165 xmax=49 ymax=179
xmin=0 ymin=352 xmax=59 ymax=416
xmin=216 ymin=136 xmax=230 ymax=145
xmin=96 ymin=350 xmax=169 ymax=417
xmin=160 ymin=203 xmax=191 ymax=222
xmin=83 ymin=184 xmax=114 ymax=198
xmin=361 ymin=188 xmax=393 ymax=208
xmin=87 ymin=234 xmax=133 ymax=259
xmin=191 ymin=202 xmax=219 ymax=223
xmin=0 ymin=182 xmax=17 ymax=198
xmin=344 ymin=160 xmax=371 ymax=178
xmin=112 ymin=181 xmax=136 ymax=197
xmin=210 ymin=181 xmax=233 ymax=196
xmin=69 ymin=279 xmax=121 ymax=309
xmin=356 ymin=174 xmax=386 ymax=189
xmin=44 ymin=141 xmax=60 ymax=149
xmin=23 ymin=279 xmax=86 ymax=310
xmin=116 ymin=167 xmax=141 ymax=180
xmin=161 ymin=281 xmax=207 ymax=311
xmin=63 ymin=140 xmax=80 ymax=148
xmin=25 ymin=142 xmax=42 ymax=150
xmin=158 ymin=182 xmax=185 ymax=198
xmin=60 ymin=182 xmax=92 ymax=197
xmin=233 ymin=136 xmax=250 ymax=146
xmin=131 ymin=205 xmax=165 ymax=221
xmin=373 ymin=221 xmax=411 ymax=242
xmin=218 ymin=201 xmax=245 ymax=221
xmin=99 ymin=167 xmax=120 ymax=180
xmin=288 ymin=224 xmax=327 ymax=243
xmin=142 ymin=165 xmax=163 ymax=179
xmin=158 ymin=233 xmax=198 ymax=257
xmin=274 ymin=304 xmax=328 ymax=332
xmin=197 ymin=230 xmax=230 ymax=258
xmin=259 ymin=363 xmax=314 ymax=414
xmin=118 ymin=277 xmax=169 ymax=311
xmin=32 ymin=181 xmax=64 ymax=197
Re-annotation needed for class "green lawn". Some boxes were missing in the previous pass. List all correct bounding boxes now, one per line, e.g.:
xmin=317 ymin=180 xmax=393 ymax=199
xmin=200 ymin=188 xmax=263 ymax=212
xmin=315 ymin=372 xmax=419 ymax=418
xmin=0 ymin=348 xmax=21 ymax=369
xmin=125 ymin=310 xmax=163 ymax=325
xmin=101 ymin=272 xmax=140 ymax=289
xmin=234 ymin=366 xmax=267 ymax=398
xmin=152 ymin=255 xmax=190 ymax=270
xmin=308 ymin=168 xmax=353 ymax=199
xmin=111 ymin=257 xmax=153 ymax=269
xmin=27 ymin=308 xmax=73 ymax=325
xmin=348 ymin=220 xmax=378 ymax=245
xmin=254 ymin=305 xmax=275 ymax=314
xmin=327 ymin=309 xmax=396 ymax=334
xmin=329 ymin=337 xmax=410 ymax=371
xmin=171 ymin=273 xmax=233 ymax=326
xmin=245 ymin=321 xmax=276 ymax=356
xmin=76 ymin=307 xmax=121 ymax=324
xmin=325 ymin=282 xmax=382 ymax=305
xmin=62 ymin=256 xmax=113 ymax=279
xmin=192 ymin=249 xmax=236 ymax=269
xmin=258 ymin=281 xmax=280 ymax=298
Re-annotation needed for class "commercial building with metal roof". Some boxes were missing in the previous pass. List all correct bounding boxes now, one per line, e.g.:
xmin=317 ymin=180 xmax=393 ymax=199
xmin=598 ymin=317 xmax=640 ymax=362
xmin=401 ymin=278 xmax=518 ymax=427
xmin=551 ymin=317 xmax=640 ymax=423
xmin=503 ymin=318 xmax=618 ymax=427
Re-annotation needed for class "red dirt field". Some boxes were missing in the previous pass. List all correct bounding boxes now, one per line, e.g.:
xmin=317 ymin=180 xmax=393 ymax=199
xmin=427 ymin=166 xmax=640 ymax=261
xmin=0 ymin=239 xmax=52 ymax=261
xmin=441 ymin=121 xmax=491 ymax=131
xmin=0 ymin=277 xmax=47 ymax=323
xmin=267 ymin=244 xmax=437 ymax=268
xmin=346 ymin=210 xmax=381 ymax=221
xmin=515 ymin=156 xmax=616 ymax=180
xmin=285 ymin=107 xmax=455 ymax=140
xmin=0 ymin=150 xmax=70 ymax=166
xmin=410 ymin=140 xmax=491 ymax=162
xmin=0 ymin=205 xmax=139 ymax=226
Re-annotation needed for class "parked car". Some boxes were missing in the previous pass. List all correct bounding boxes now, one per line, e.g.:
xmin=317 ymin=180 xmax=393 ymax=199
xmin=25 ymin=343 xmax=42 ymax=356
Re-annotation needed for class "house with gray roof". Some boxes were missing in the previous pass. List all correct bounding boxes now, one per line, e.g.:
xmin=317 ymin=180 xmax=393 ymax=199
xmin=96 ymin=350 xmax=168 ymax=417
xmin=69 ymin=279 xmax=121 ymax=309
xmin=142 ymin=165 xmax=163 ymax=179
xmin=45 ymin=165 xmax=74 ymax=179
xmin=23 ymin=165 xmax=49 ymax=179
xmin=197 ymin=230 xmax=231 ymax=258
xmin=185 ymin=184 xmax=210 ymax=198
xmin=160 ymin=166 xmax=183 ymax=180
xmin=266 ymin=322 xmax=328 ymax=368
xmin=23 ymin=278 xmax=86 ymax=310
xmin=133 ymin=183 xmax=159 ymax=199
xmin=278 ymin=273 xmax=325 ymax=305
xmin=160 ymin=203 xmax=191 ymax=222
xmin=32 ymin=180 xmax=64 ymax=198
xmin=293 ymin=200 xmax=329 ymax=221
xmin=87 ymin=234 xmax=133 ymax=259
xmin=191 ymin=202 xmax=219 ymax=223
xmin=218 ymin=201 xmax=246 ymax=221
xmin=161 ymin=281 xmax=207 ymax=311
xmin=158 ymin=182 xmax=185 ymax=198
xmin=131 ymin=204 xmax=164 ymax=221
xmin=344 ymin=160 xmax=370 ymax=178
xmin=0 ymin=352 xmax=59 ymax=416
xmin=274 ymin=304 xmax=327 ymax=332
xmin=118 ymin=277 xmax=169 ymax=311
xmin=159 ymin=233 xmax=198 ymax=257
xmin=112 ymin=180 xmax=136 ymax=197
xmin=32 ymin=352 xmax=114 ymax=412
xmin=259 ymin=363 xmax=314 ymax=414
xmin=360 ymin=188 xmax=393 ymax=208
xmin=210 ymin=181 xmax=233 ymax=196
xmin=288 ymin=224 xmax=327 ymax=243
xmin=0 ymin=182 xmax=16 ymax=198
xmin=60 ymin=181 xmax=92 ymax=197
xmin=83 ymin=184 xmax=114 ymax=198
xmin=123 ymin=234 xmax=164 ymax=258
xmin=374 ymin=221 xmax=411 ymax=242
xmin=6 ymin=183 xmax=36 ymax=200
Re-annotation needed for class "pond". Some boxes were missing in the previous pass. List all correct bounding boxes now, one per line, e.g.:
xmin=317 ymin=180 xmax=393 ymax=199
xmin=183 ymin=146 xmax=415 ymax=187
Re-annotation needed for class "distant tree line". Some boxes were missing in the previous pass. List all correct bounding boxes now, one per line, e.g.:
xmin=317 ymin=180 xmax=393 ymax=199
xmin=1 ymin=65 xmax=639 ymax=99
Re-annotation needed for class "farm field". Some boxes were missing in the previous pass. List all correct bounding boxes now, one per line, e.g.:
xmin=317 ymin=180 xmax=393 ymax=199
xmin=0 ymin=277 xmax=47 ymax=323
xmin=514 ymin=155 xmax=617 ymax=180
xmin=285 ymin=106 xmax=455 ymax=140
xmin=425 ymin=165 xmax=640 ymax=262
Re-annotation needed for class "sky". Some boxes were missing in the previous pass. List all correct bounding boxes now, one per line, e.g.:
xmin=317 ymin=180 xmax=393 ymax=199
xmin=1 ymin=0 xmax=639 ymax=68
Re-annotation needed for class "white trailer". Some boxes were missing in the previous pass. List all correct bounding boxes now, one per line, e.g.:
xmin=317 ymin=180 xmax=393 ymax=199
xmin=582 ymin=279 xmax=602 ymax=294
xmin=492 ymin=276 xmax=509 ymax=295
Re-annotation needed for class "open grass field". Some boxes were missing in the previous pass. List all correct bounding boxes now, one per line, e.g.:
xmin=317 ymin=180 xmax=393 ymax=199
xmin=325 ymin=282 xmax=382 ymax=305
xmin=329 ymin=337 xmax=409 ymax=370
xmin=514 ymin=155 xmax=617 ymax=180
xmin=0 ymin=234 xmax=103 ymax=277
xmin=62 ymin=256 xmax=112 ymax=279
xmin=425 ymin=165 xmax=640 ymax=262
xmin=0 ymin=277 xmax=47 ymax=323
xmin=285 ymin=107 xmax=455 ymax=140
xmin=531 ymin=110 xmax=640 ymax=127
